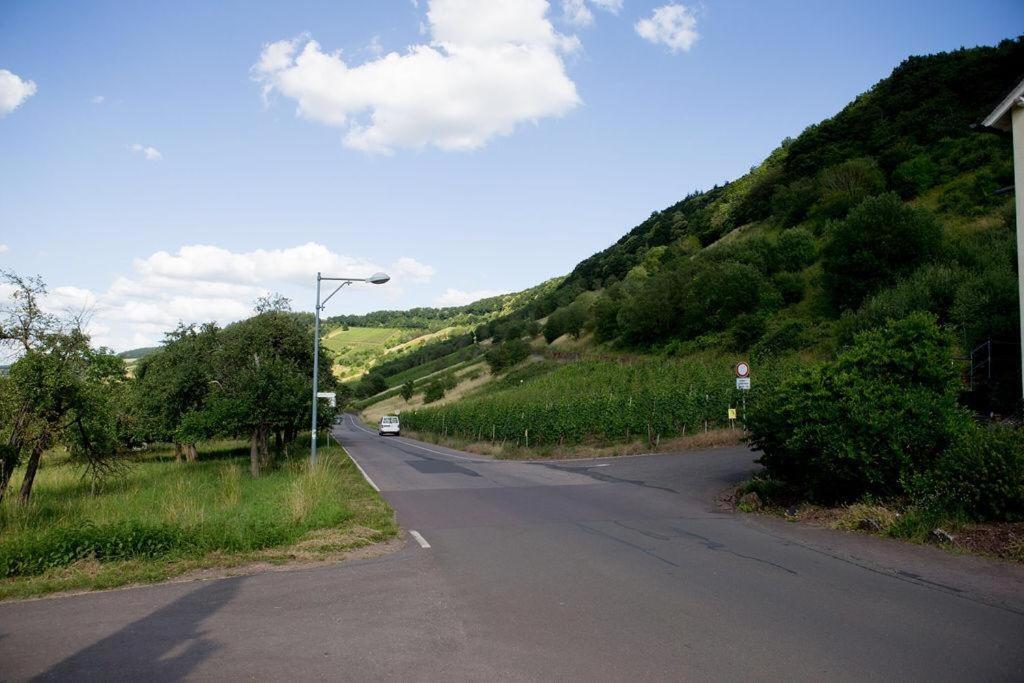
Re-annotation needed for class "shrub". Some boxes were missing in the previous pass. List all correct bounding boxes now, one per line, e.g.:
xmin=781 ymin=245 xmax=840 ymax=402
xmin=485 ymin=339 xmax=530 ymax=373
xmin=911 ymin=425 xmax=1024 ymax=521
xmin=400 ymin=380 xmax=415 ymax=402
xmin=422 ymin=381 xmax=446 ymax=404
xmin=748 ymin=313 xmax=969 ymax=504
xmin=892 ymin=155 xmax=939 ymax=198
xmin=772 ymin=271 xmax=805 ymax=305
xmin=773 ymin=228 xmax=817 ymax=272
xmin=770 ymin=178 xmax=817 ymax=226
xmin=821 ymin=193 xmax=942 ymax=311
xmin=813 ymin=157 xmax=886 ymax=220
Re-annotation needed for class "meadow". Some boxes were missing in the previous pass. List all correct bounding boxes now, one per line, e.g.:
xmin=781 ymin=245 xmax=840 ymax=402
xmin=0 ymin=440 xmax=395 ymax=599
xmin=321 ymin=326 xmax=425 ymax=380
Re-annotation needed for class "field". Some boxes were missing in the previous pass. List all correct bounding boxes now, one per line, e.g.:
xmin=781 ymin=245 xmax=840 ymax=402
xmin=321 ymin=326 xmax=426 ymax=380
xmin=401 ymin=356 xmax=798 ymax=447
xmin=0 ymin=440 xmax=396 ymax=599
xmin=362 ymin=359 xmax=493 ymax=423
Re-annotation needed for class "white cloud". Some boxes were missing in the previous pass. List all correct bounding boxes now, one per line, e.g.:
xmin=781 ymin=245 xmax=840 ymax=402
xmin=91 ymin=95 xmax=105 ymax=105
xmin=635 ymin=4 xmax=698 ymax=53
xmin=0 ymin=244 xmax=8 ymax=253
xmin=435 ymin=287 xmax=502 ymax=306
xmin=254 ymin=0 xmax=581 ymax=153
xmin=0 ymin=69 xmax=37 ymax=117
xmin=561 ymin=0 xmax=621 ymax=27
xmin=130 ymin=143 xmax=163 ymax=161
xmin=26 ymin=243 xmax=437 ymax=350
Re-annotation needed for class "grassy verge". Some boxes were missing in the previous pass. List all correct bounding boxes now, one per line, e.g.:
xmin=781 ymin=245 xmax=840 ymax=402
xmin=0 ymin=440 xmax=396 ymax=600
xmin=732 ymin=479 xmax=1024 ymax=564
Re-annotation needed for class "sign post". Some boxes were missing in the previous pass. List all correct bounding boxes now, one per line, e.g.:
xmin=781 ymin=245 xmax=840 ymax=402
xmin=734 ymin=362 xmax=751 ymax=425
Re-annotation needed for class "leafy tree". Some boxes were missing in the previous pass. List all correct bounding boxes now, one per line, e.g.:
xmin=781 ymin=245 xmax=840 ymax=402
xmin=400 ymin=380 xmax=416 ymax=402
xmin=821 ymin=193 xmax=941 ymax=311
xmin=423 ymin=381 xmax=445 ymax=403
xmin=485 ymin=339 xmax=530 ymax=373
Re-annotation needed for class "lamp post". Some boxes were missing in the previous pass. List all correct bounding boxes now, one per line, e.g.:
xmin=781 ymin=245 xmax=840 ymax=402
xmin=311 ymin=271 xmax=390 ymax=465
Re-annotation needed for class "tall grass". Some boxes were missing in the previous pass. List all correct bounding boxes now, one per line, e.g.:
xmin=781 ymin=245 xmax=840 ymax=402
xmin=0 ymin=441 xmax=395 ymax=581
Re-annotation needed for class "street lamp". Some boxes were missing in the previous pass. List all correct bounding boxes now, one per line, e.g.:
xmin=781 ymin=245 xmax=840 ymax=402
xmin=311 ymin=271 xmax=390 ymax=465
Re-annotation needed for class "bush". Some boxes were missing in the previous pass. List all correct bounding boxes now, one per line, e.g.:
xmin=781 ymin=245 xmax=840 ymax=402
xmin=749 ymin=313 xmax=969 ymax=503
xmin=423 ymin=381 xmax=446 ymax=404
xmin=772 ymin=271 xmax=805 ymax=305
xmin=484 ymin=339 xmax=530 ymax=373
xmin=911 ymin=425 xmax=1024 ymax=521
xmin=812 ymin=157 xmax=886 ymax=220
xmin=892 ymin=155 xmax=939 ymax=198
xmin=770 ymin=178 xmax=817 ymax=226
xmin=821 ymin=193 xmax=942 ymax=311
xmin=773 ymin=228 xmax=817 ymax=272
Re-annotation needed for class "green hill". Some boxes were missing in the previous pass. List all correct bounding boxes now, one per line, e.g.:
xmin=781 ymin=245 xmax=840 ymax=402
xmin=361 ymin=37 xmax=1023 ymax=434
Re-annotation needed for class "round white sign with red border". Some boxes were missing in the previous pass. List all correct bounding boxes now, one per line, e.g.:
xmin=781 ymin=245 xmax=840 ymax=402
xmin=735 ymin=362 xmax=750 ymax=378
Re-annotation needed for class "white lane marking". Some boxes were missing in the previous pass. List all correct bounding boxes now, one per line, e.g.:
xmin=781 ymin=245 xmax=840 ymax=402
xmin=409 ymin=530 xmax=431 ymax=549
xmin=593 ymin=463 xmax=610 ymax=467
xmin=331 ymin=433 xmax=380 ymax=492
xmin=346 ymin=414 xmax=487 ymax=463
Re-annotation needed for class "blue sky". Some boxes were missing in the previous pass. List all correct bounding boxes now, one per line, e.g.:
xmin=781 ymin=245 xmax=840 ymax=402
xmin=1 ymin=0 xmax=1021 ymax=350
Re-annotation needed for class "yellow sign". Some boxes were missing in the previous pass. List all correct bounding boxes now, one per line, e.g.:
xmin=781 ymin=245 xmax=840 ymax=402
xmin=728 ymin=408 xmax=737 ymax=420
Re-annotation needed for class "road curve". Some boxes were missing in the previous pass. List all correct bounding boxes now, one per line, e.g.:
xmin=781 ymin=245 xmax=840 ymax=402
xmin=1 ymin=415 xmax=1022 ymax=680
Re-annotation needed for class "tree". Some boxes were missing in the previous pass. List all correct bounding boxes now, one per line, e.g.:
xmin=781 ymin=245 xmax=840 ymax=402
xmin=822 ymin=193 xmax=942 ymax=311
xmin=813 ymin=157 xmax=885 ymax=220
xmin=205 ymin=310 xmax=333 ymax=476
xmin=132 ymin=323 xmax=219 ymax=462
xmin=400 ymin=380 xmax=416 ymax=402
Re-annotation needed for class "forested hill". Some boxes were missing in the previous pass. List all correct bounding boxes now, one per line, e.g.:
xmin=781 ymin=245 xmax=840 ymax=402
xmin=324 ymin=277 xmax=562 ymax=331
xmin=562 ymin=37 xmax=1024 ymax=292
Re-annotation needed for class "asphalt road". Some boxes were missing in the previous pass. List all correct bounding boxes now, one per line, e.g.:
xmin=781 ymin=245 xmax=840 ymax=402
xmin=2 ymin=414 xmax=1023 ymax=681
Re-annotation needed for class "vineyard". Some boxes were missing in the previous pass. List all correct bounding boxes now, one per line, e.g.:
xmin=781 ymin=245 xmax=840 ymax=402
xmin=401 ymin=358 xmax=794 ymax=446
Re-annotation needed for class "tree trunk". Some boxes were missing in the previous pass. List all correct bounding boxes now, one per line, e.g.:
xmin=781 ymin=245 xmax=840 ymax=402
xmin=275 ymin=430 xmax=283 ymax=455
xmin=258 ymin=425 xmax=272 ymax=470
xmin=18 ymin=441 xmax=45 ymax=505
xmin=174 ymin=442 xmax=183 ymax=463
xmin=250 ymin=429 xmax=260 ymax=477
xmin=0 ymin=457 xmax=16 ymax=505
xmin=186 ymin=443 xmax=198 ymax=462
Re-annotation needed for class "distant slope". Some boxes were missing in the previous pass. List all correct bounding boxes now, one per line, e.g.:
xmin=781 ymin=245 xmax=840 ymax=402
xmin=118 ymin=346 xmax=160 ymax=361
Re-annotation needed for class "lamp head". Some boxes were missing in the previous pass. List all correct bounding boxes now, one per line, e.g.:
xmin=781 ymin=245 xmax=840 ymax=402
xmin=368 ymin=272 xmax=390 ymax=285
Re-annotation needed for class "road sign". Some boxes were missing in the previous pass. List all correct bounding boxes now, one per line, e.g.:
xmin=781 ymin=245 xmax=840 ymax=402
xmin=316 ymin=391 xmax=337 ymax=407
xmin=735 ymin=362 xmax=750 ymax=378
xmin=736 ymin=377 xmax=751 ymax=390
xmin=728 ymin=407 xmax=737 ymax=420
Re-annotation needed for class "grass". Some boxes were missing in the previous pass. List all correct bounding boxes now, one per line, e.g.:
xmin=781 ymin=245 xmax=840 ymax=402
xmin=362 ymin=360 xmax=493 ymax=423
xmin=322 ymin=326 xmax=426 ymax=380
xmin=0 ymin=439 xmax=396 ymax=600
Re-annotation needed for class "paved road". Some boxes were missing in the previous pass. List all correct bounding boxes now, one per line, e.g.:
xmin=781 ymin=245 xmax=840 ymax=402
xmin=2 ymin=415 xmax=1023 ymax=681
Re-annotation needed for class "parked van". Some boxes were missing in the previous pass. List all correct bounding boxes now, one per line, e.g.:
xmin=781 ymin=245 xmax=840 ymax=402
xmin=378 ymin=415 xmax=400 ymax=436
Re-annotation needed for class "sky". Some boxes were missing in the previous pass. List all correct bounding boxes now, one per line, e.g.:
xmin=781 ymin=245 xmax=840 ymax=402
xmin=1 ymin=0 xmax=1022 ymax=352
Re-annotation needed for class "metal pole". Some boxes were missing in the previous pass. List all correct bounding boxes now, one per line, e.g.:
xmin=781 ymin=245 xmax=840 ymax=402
xmin=311 ymin=272 xmax=321 ymax=466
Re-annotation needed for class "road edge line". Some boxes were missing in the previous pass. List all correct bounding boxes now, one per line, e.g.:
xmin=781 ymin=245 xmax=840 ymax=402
xmin=332 ymin=432 xmax=380 ymax=492
xmin=409 ymin=530 xmax=431 ymax=549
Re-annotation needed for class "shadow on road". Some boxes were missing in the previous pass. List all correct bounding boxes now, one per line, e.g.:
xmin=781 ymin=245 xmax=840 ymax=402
xmin=35 ymin=576 xmax=244 ymax=681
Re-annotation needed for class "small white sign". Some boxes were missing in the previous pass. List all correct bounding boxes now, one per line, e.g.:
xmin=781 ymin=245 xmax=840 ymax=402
xmin=317 ymin=391 xmax=337 ymax=407
xmin=736 ymin=377 xmax=751 ymax=390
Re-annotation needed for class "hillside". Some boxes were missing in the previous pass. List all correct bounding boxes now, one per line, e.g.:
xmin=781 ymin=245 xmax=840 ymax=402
xmin=355 ymin=37 xmax=1023 ymax=434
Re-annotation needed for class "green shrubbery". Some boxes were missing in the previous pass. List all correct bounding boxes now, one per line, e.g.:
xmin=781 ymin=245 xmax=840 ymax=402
xmin=484 ymin=338 xmax=530 ymax=373
xmin=911 ymin=425 xmax=1024 ymax=521
xmin=749 ymin=313 xmax=1024 ymax=520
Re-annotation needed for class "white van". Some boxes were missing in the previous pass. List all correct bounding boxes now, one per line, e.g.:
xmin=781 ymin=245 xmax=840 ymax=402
xmin=378 ymin=415 xmax=400 ymax=437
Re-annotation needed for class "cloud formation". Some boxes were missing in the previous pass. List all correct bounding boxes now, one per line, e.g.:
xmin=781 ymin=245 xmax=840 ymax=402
xmin=0 ymin=69 xmax=37 ymax=116
xmin=130 ymin=143 xmax=163 ymax=161
xmin=635 ymin=4 xmax=699 ymax=53
xmin=561 ymin=0 xmax=622 ymax=27
xmin=31 ymin=243 xmax=435 ymax=351
xmin=254 ymin=0 xmax=581 ymax=153
xmin=435 ymin=287 xmax=502 ymax=306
